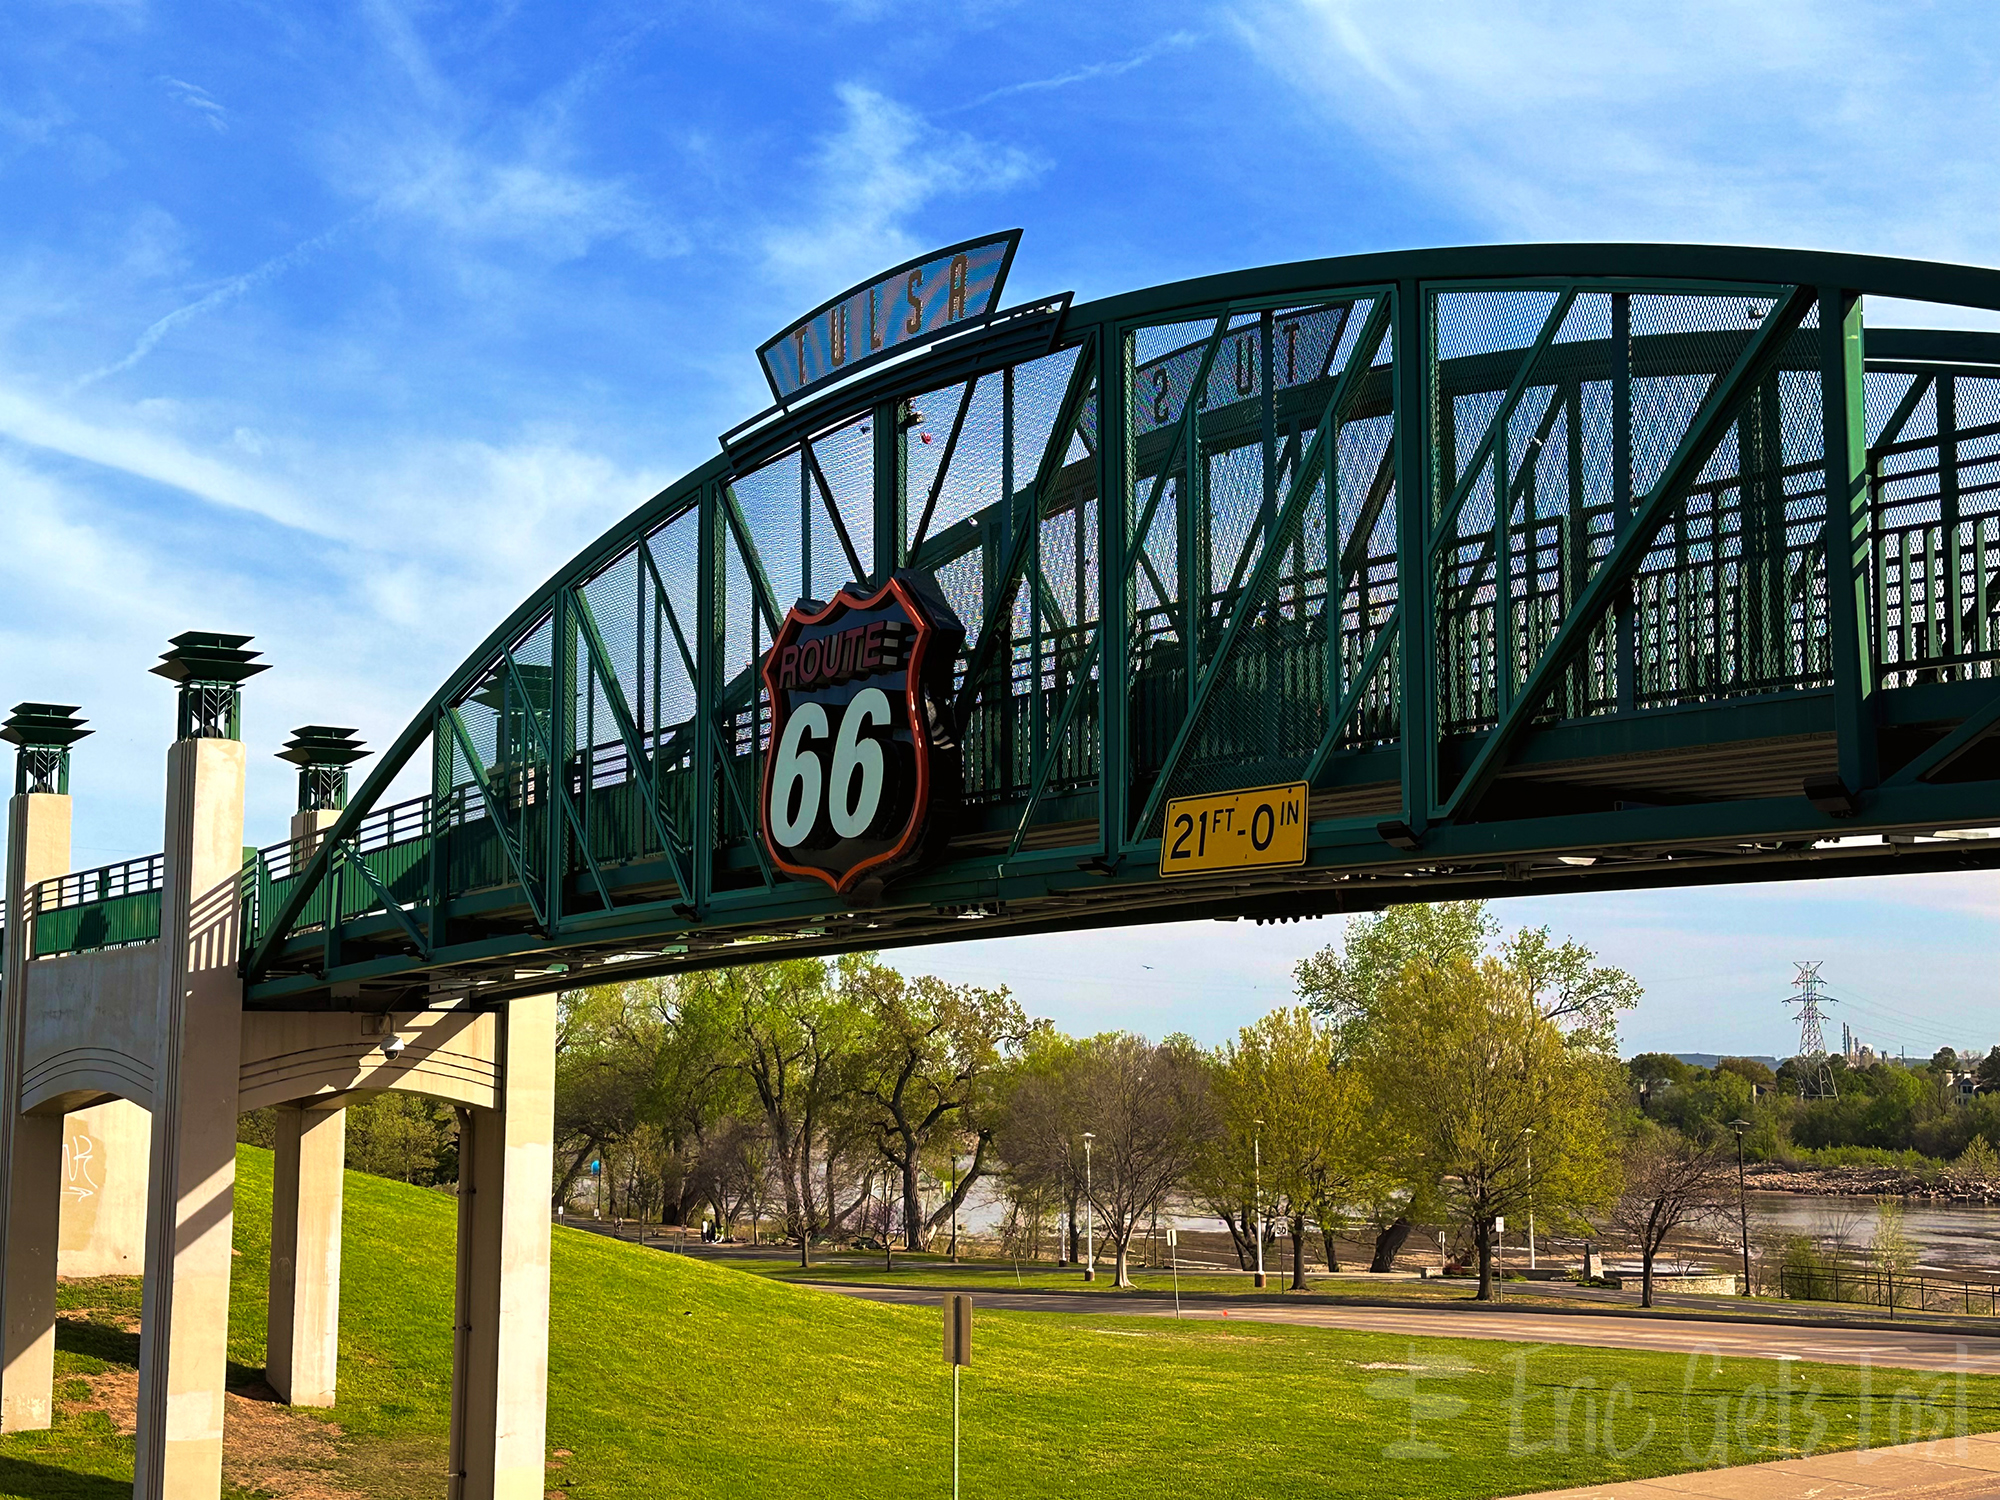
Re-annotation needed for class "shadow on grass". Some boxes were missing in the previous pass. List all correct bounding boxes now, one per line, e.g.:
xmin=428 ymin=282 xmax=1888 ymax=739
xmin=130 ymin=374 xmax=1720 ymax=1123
xmin=0 ymin=1454 xmax=128 ymax=1500
xmin=55 ymin=1319 xmax=138 ymax=1370
xmin=55 ymin=1318 xmax=264 ymax=1390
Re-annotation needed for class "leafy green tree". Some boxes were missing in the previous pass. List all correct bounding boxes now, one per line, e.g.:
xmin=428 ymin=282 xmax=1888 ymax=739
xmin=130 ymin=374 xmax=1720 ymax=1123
xmin=1357 ymin=957 xmax=1621 ymax=1300
xmin=1216 ymin=1007 xmax=1375 ymax=1287
xmin=844 ymin=957 xmax=1032 ymax=1249
xmin=687 ymin=956 xmax=860 ymax=1266
xmin=1714 ymin=1056 xmax=1775 ymax=1089
xmin=1294 ymin=902 xmax=1494 ymax=1041
xmin=1979 ymin=1046 xmax=2000 ymax=1092
xmin=1956 ymin=1136 xmax=2000 ymax=1184
xmin=994 ymin=1028 xmax=1090 ymax=1263
xmin=1627 ymin=1053 xmax=1695 ymax=1088
xmin=1297 ymin=901 xmax=1639 ymax=1053
xmin=554 ymin=983 xmax=666 ymax=1206
xmin=1499 ymin=925 xmax=1642 ymax=1051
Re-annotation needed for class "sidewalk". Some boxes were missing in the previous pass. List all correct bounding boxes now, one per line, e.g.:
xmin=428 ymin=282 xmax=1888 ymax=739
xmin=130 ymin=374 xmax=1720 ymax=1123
xmin=1518 ymin=1429 xmax=2000 ymax=1498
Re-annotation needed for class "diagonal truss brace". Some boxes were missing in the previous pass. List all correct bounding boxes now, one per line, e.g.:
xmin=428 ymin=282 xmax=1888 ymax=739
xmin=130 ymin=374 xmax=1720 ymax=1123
xmin=337 ymin=841 xmax=433 ymax=958
xmin=1435 ymin=283 xmax=1818 ymax=824
xmin=952 ymin=334 xmax=1100 ymax=730
xmin=1426 ymin=288 xmax=1577 ymax=556
xmin=497 ymin=648 xmax=618 ymax=919
xmin=1302 ymin=601 xmax=1402 ymax=788
xmin=1128 ymin=295 xmax=1393 ymax=841
xmin=1004 ymin=632 xmax=1105 ymax=859
xmin=1883 ymin=682 xmax=2000 ymax=788
xmin=639 ymin=537 xmax=774 ymax=890
xmin=442 ymin=703 xmax=549 ymax=932
xmin=569 ymin=585 xmax=694 ymax=902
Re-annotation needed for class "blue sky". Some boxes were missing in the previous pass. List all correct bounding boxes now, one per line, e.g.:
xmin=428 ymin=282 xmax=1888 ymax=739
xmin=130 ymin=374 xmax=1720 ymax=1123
xmin=6 ymin=0 xmax=2000 ymax=1058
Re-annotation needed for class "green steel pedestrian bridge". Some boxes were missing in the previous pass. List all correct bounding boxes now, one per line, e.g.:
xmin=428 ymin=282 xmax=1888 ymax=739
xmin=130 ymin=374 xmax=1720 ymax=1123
xmin=36 ymin=243 xmax=2000 ymax=1013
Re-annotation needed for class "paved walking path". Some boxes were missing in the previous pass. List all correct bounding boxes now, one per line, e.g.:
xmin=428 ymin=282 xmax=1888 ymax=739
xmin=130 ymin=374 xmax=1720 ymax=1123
xmin=812 ymin=1282 xmax=2000 ymax=1374
xmin=1516 ymin=1429 xmax=2000 ymax=1498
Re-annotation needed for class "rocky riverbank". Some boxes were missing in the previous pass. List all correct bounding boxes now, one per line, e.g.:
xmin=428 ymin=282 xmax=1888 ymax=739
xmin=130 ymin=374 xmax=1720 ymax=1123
xmin=1744 ymin=1162 xmax=2000 ymax=1201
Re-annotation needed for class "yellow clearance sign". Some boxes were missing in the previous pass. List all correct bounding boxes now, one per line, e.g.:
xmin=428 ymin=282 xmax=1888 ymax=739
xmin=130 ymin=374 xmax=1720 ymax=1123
xmin=1158 ymin=781 xmax=1309 ymax=878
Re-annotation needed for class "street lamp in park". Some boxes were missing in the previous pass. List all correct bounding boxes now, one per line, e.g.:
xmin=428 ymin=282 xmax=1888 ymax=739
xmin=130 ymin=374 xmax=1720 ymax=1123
xmin=949 ymin=1143 xmax=959 ymax=1264
xmin=1729 ymin=1118 xmax=1753 ymax=1296
xmin=1252 ymin=1118 xmax=1266 ymax=1289
xmin=1523 ymin=1127 xmax=1536 ymax=1271
xmin=1082 ymin=1132 xmax=1096 ymax=1283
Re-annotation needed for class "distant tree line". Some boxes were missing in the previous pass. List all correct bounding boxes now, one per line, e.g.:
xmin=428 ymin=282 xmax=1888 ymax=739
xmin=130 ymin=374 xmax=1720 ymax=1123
xmin=1626 ymin=1043 xmax=2000 ymax=1165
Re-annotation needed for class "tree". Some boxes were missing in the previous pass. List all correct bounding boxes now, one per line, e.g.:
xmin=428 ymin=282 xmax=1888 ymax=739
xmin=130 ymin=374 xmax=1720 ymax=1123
xmin=1297 ymin=901 xmax=1639 ymax=1052
xmin=1605 ymin=1127 xmax=1734 ymax=1306
xmin=1957 ymin=1136 xmax=2000 ymax=1184
xmin=1295 ymin=901 xmax=1494 ymax=1041
xmin=993 ymin=1028 xmax=1090 ymax=1264
xmin=553 ymin=983 xmax=665 ymax=1207
xmin=1714 ymin=1056 xmax=1776 ymax=1089
xmin=1182 ymin=1085 xmax=1263 ymax=1272
xmin=1076 ymin=1034 xmax=1217 ymax=1288
xmin=846 ymin=959 xmax=1032 ymax=1249
xmin=1625 ymin=1053 xmax=1694 ymax=1088
xmin=1978 ymin=1046 xmax=2000 ymax=1093
xmin=1358 ymin=958 xmax=1621 ymax=1300
xmin=1217 ymin=1008 xmax=1373 ymax=1288
xmin=695 ymin=956 xmax=861 ymax=1267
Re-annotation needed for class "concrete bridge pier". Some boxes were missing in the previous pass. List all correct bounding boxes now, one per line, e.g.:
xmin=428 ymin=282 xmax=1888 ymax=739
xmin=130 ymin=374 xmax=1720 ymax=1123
xmin=263 ymin=803 xmax=346 ymax=1411
xmin=448 ymin=992 xmax=555 ymax=1500
xmin=0 ymin=774 xmax=72 ymax=1433
xmin=133 ymin=730 xmax=248 ymax=1500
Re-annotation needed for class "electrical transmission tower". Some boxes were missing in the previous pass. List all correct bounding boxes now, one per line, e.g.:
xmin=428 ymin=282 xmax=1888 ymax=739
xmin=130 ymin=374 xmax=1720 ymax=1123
xmin=1786 ymin=962 xmax=1839 ymax=1099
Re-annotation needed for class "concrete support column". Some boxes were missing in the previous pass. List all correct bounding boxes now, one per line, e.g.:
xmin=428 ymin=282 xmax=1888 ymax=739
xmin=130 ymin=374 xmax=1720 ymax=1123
xmin=134 ymin=735 xmax=247 ymax=1500
xmin=449 ymin=993 xmax=555 ymax=1500
xmin=0 ymin=789 xmax=71 ymax=1433
xmin=266 ymin=1104 xmax=344 ymax=1407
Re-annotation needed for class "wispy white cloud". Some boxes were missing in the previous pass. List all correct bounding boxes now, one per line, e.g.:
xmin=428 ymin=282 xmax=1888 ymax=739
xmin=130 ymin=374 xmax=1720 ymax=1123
xmin=68 ymin=213 xmax=366 ymax=391
xmin=763 ymin=85 xmax=1043 ymax=295
xmin=949 ymin=31 xmax=1200 ymax=113
xmin=160 ymin=76 xmax=227 ymax=133
xmin=0 ymin=383 xmax=324 ymax=533
xmin=320 ymin=4 xmax=676 ymax=263
xmin=1238 ymin=0 xmax=2000 ymax=268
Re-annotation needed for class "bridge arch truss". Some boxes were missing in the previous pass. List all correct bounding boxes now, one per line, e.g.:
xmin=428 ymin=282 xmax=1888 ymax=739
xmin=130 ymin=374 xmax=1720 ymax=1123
xmin=230 ymin=244 xmax=2000 ymax=1009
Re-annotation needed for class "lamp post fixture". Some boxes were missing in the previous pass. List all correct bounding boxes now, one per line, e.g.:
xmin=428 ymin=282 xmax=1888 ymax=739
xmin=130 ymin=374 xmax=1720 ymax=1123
xmin=1253 ymin=1117 xmax=1266 ymax=1289
xmin=1729 ymin=1118 xmax=1753 ymax=1296
xmin=1082 ymin=1132 xmax=1096 ymax=1283
xmin=1523 ymin=1127 xmax=1536 ymax=1271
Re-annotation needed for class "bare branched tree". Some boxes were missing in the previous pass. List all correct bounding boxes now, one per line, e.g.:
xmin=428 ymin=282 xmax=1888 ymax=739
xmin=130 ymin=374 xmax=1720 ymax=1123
xmin=1077 ymin=1035 xmax=1217 ymax=1288
xmin=1607 ymin=1128 xmax=1736 ymax=1306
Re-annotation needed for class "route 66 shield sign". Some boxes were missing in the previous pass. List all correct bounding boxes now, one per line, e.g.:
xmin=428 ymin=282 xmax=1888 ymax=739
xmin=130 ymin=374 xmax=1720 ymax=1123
xmin=759 ymin=572 xmax=964 ymax=894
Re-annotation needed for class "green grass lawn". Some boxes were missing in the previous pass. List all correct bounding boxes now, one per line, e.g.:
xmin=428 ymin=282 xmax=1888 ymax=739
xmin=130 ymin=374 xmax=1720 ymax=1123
xmin=5 ymin=1152 xmax=1998 ymax=1499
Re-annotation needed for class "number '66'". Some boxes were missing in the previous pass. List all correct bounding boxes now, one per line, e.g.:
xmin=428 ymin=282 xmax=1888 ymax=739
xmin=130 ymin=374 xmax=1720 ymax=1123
xmin=769 ymin=688 xmax=893 ymax=848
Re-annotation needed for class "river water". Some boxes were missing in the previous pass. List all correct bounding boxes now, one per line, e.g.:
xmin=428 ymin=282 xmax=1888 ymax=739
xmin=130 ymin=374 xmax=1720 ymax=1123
xmin=1744 ymin=1192 xmax=2000 ymax=1276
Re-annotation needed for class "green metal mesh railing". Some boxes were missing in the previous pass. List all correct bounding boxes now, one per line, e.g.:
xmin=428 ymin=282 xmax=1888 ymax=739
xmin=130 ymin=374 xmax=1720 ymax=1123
xmin=33 ymin=854 xmax=164 ymax=956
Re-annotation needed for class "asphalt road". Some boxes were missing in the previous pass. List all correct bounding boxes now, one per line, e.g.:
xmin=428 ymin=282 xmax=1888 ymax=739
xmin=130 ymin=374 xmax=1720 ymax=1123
xmin=814 ymin=1282 xmax=2000 ymax=1374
